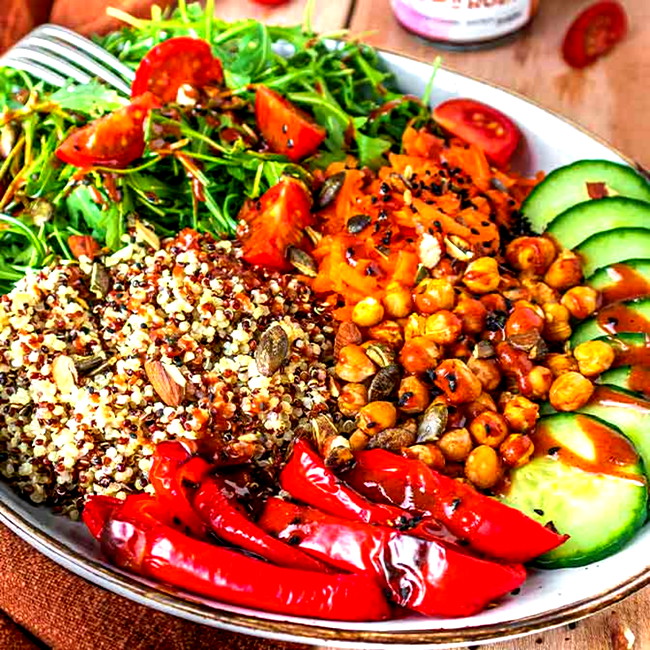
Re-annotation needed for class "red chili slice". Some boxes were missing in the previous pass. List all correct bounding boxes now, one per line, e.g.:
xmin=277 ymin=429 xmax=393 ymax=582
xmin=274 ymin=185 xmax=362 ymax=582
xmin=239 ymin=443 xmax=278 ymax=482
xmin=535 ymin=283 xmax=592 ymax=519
xmin=433 ymin=98 xmax=521 ymax=168
xmin=131 ymin=37 xmax=224 ymax=103
xmin=562 ymin=1 xmax=628 ymax=69
xmin=56 ymin=92 xmax=159 ymax=168
xmin=255 ymin=85 xmax=326 ymax=162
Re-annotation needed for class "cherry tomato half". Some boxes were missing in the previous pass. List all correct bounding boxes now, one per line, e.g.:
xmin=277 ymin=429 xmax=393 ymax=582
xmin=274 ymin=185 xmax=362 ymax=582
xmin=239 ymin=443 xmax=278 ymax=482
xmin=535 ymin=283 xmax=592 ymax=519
xmin=433 ymin=98 xmax=521 ymax=168
xmin=562 ymin=1 xmax=628 ymax=69
xmin=56 ymin=92 xmax=159 ymax=168
xmin=255 ymin=85 xmax=326 ymax=162
xmin=251 ymin=0 xmax=290 ymax=4
xmin=131 ymin=37 xmax=224 ymax=103
xmin=237 ymin=176 xmax=314 ymax=270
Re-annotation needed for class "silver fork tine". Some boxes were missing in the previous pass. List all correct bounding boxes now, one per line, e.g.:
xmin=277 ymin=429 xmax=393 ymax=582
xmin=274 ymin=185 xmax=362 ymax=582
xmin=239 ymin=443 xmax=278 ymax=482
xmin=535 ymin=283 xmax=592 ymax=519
xmin=0 ymin=56 xmax=67 ymax=88
xmin=19 ymin=36 xmax=133 ymax=96
xmin=35 ymin=24 xmax=135 ymax=83
xmin=4 ymin=47 xmax=92 ymax=86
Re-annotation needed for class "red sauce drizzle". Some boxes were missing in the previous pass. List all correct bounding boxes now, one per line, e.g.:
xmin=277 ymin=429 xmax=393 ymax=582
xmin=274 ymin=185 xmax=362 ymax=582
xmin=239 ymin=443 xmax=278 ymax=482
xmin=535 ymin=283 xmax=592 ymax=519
xmin=612 ymin=337 xmax=650 ymax=367
xmin=628 ymin=366 xmax=650 ymax=398
xmin=534 ymin=414 xmax=642 ymax=483
xmin=600 ymin=264 xmax=650 ymax=304
xmin=597 ymin=303 xmax=650 ymax=336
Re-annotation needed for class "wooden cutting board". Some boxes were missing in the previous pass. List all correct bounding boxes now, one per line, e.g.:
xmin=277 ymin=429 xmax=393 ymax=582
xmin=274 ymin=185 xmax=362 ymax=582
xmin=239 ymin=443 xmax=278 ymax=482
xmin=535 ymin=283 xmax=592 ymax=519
xmin=215 ymin=0 xmax=649 ymax=648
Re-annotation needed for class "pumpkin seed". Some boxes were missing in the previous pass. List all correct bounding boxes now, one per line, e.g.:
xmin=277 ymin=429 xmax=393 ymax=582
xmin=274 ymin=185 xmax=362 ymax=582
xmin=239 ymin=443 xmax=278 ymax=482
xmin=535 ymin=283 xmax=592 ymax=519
xmin=347 ymin=214 xmax=372 ymax=234
xmin=287 ymin=246 xmax=317 ymax=277
xmin=255 ymin=323 xmax=289 ymax=376
xmin=135 ymin=220 xmax=161 ymax=250
xmin=304 ymin=226 xmax=323 ymax=246
xmin=472 ymin=340 xmax=496 ymax=359
xmin=72 ymin=352 xmax=107 ymax=375
xmin=363 ymin=341 xmax=395 ymax=368
xmin=368 ymin=363 xmax=400 ymax=402
xmin=90 ymin=263 xmax=110 ymax=298
xmin=508 ymin=331 xmax=548 ymax=360
xmin=367 ymin=421 xmax=417 ymax=451
xmin=322 ymin=434 xmax=355 ymax=470
xmin=316 ymin=171 xmax=346 ymax=210
xmin=417 ymin=403 xmax=448 ymax=443
xmin=311 ymin=414 xmax=339 ymax=446
xmin=444 ymin=235 xmax=474 ymax=262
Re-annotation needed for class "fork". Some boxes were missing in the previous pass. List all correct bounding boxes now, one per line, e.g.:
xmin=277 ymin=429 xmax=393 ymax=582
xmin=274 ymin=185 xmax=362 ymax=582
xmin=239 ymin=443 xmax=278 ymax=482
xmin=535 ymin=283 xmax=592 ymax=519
xmin=0 ymin=23 xmax=135 ymax=97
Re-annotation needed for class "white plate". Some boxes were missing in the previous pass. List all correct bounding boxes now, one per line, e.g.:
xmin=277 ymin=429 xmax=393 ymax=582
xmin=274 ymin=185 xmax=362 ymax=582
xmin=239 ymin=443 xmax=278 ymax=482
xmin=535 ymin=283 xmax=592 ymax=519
xmin=1 ymin=50 xmax=648 ymax=649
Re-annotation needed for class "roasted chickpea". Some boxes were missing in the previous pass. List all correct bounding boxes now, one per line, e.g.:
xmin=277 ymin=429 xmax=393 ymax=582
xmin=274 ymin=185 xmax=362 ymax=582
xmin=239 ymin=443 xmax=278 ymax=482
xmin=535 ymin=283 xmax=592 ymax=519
xmin=500 ymin=434 xmax=534 ymax=468
xmin=349 ymin=430 xmax=370 ymax=451
xmin=545 ymin=352 xmax=580 ymax=377
xmin=542 ymin=302 xmax=572 ymax=342
xmin=561 ymin=286 xmax=601 ymax=320
xmin=335 ymin=345 xmax=377 ymax=382
xmin=403 ymin=313 xmax=427 ymax=340
xmin=466 ymin=392 xmax=498 ymax=420
xmin=334 ymin=321 xmax=362 ymax=360
xmin=467 ymin=357 xmax=501 ymax=391
xmin=480 ymin=293 xmax=508 ymax=314
xmin=573 ymin=340 xmax=616 ymax=377
xmin=434 ymin=359 xmax=482 ymax=405
xmin=523 ymin=278 xmax=560 ymax=305
xmin=463 ymin=257 xmax=501 ymax=294
xmin=368 ymin=320 xmax=404 ymax=349
xmin=505 ymin=236 xmax=556 ymax=275
xmin=465 ymin=445 xmax=503 ymax=489
xmin=469 ymin=411 xmax=509 ymax=447
xmin=399 ymin=336 xmax=441 ymax=375
xmin=505 ymin=302 xmax=545 ymax=336
xmin=438 ymin=428 xmax=473 ymax=463
xmin=357 ymin=401 xmax=398 ymax=435
xmin=351 ymin=297 xmax=385 ymax=327
xmin=544 ymin=250 xmax=583 ymax=291
xmin=413 ymin=278 xmax=456 ymax=314
xmin=383 ymin=282 xmax=414 ymax=319
xmin=527 ymin=365 xmax=554 ymax=400
xmin=549 ymin=371 xmax=595 ymax=411
xmin=502 ymin=395 xmax=539 ymax=432
xmin=337 ymin=383 xmax=368 ymax=417
xmin=403 ymin=444 xmax=446 ymax=471
xmin=454 ymin=294 xmax=487 ymax=334
xmin=397 ymin=375 xmax=431 ymax=413
xmin=424 ymin=310 xmax=463 ymax=345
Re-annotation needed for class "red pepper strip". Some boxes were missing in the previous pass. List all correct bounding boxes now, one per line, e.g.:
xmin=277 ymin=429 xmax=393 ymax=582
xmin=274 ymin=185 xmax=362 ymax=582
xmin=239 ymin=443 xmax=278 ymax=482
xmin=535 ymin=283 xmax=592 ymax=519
xmin=83 ymin=496 xmax=123 ymax=540
xmin=99 ymin=495 xmax=391 ymax=621
xmin=347 ymin=450 xmax=568 ymax=564
xmin=259 ymin=498 xmax=526 ymax=618
xmin=149 ymin=441 xmax=210 ymax=538
xmin=192 ymin=475 xmax=331 ymax=572
xmin=280 ymin=439 xmax=416 ymax=527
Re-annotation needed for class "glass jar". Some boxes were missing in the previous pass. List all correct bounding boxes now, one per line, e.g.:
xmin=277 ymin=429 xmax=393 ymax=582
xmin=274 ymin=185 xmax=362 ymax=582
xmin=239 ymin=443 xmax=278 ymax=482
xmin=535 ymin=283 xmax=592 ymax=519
xmin=391 ymin=0 xmax=540 ymax=50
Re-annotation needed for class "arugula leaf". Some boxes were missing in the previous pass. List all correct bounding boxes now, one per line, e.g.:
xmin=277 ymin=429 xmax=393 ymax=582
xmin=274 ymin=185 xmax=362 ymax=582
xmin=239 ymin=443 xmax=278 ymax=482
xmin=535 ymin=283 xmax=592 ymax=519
xmin=356 ymin=132 xmax=392 ymax=169
xmin=50 ymin=80 xmax=127 ymax=116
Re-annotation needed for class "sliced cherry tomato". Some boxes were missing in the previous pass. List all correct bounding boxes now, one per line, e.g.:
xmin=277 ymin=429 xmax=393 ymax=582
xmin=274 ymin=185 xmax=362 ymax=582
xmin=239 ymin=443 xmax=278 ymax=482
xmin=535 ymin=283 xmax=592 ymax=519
xmin=238 ymin=176 xmax=314 ymax=270
xmin=255 ymin=85 xmax=326 ymax=162
xmin=252 ymin=0 xmax=289 ymax=4
xmin=131 ymin=37 xmax=224 ymax=103
xmin=433 ymin=98 xmax=521 ymax=168
xmin=562 ymin=1 xmax=627 ymax=69
xmin=56 ymin=92 xmax=159 ymax=168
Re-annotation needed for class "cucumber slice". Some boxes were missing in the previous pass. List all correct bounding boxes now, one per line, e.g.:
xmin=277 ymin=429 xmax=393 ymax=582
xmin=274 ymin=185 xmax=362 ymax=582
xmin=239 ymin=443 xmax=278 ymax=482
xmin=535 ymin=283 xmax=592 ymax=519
xmin=575 ymin=229 xmax=650 ymax=278
xmin=501 ymin=413 xmax=647 ymax=568
xmin=522 ymin=160 xmax=650 ymax=234
xmin=597 ymin=366 xmax=650 ymax=399
xmin=570 ymin=298 xmax=650 ymax=347
xmin=587 ymin=260 xmax=650 ymax=304
xmin=546 ymin=198 xmax=650 ymax=250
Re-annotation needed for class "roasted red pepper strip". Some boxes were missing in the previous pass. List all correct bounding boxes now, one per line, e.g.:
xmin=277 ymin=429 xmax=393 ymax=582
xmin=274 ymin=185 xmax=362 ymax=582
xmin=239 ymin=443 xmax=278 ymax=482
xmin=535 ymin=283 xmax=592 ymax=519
xmin=259 ymin=498 xmax=526 ymax=618
xmin=98 ymin=495 xmax=391 ymax=621
xmin=83 ymin=495 xmax=123 ymax=540
xmin=346 ymin=450 xmax=568 ymax=564
xmin=192 ymin=475 xmax=330 ymax=572
xmin=149 ymin=441 xmax=210 ymax=538
xmin=280 ymin=439 xmax=417 ymax=527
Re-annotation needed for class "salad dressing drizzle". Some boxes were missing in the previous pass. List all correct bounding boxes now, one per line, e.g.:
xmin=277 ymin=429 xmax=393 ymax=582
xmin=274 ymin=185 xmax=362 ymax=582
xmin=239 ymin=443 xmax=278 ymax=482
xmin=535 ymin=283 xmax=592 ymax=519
xmin=600 ymin=264 xmax=650 ymax=304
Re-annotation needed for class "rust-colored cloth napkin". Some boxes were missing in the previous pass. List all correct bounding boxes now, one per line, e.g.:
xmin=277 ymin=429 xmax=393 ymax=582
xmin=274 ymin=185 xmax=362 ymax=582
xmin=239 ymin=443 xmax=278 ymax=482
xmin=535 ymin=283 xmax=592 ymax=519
xmin=0 ymin=522 xmax=311 ymax=650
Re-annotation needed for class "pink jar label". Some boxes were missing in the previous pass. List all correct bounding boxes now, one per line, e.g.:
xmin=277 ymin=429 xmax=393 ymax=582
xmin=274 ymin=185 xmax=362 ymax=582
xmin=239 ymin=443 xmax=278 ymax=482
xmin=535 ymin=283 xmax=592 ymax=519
xmin=391 ymin=0 xmax=536 ymax=44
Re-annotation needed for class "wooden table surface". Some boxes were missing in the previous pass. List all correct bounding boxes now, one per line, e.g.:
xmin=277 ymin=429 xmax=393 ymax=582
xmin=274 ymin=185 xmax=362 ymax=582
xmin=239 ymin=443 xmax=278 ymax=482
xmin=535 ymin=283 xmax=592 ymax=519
xmin=216 ymin=1 xmax=649 ymax=649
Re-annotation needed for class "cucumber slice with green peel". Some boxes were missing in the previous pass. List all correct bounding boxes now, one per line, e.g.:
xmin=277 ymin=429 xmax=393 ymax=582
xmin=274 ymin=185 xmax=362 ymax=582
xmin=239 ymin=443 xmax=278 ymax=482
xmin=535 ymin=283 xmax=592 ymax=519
xmin=546 ymin=198 xmax=650 ymax=250
xmin=587 ymin=260 xmax=650 ymax=304
xmin=569 ymin=298 xmax=650 ymax=347
xmin=597 ymin=366 xmax=650 ymax=399
xmin=522 ymin=160 xmax=650 ymax=234
xmin=575 ymin=229 xmax=650 ymax=278
xmin=501 ymin=412 xmax=647 ymax=568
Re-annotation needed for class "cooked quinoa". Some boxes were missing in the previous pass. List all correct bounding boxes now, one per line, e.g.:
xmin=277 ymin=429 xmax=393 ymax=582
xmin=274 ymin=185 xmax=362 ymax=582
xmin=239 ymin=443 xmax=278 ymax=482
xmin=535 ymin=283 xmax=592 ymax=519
xmin=0 ymin=228 xmax=335 ymax=517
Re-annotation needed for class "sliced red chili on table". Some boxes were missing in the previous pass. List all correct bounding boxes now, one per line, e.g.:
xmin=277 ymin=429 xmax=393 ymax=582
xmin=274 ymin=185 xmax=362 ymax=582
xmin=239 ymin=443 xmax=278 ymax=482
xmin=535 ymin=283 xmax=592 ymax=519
xmin=259 ymin=497 xmax=526 ymax=618
xmin=237 ymin=176 xmax=314 ymax=270
xmin=433 ymin=98 xmax=521 ymax=168
xmin=56 ymin=92 xmax=158 ymax=168
xmin=131 ymin=37 xmax=224 ymax=102
xmin=346 ymin=449 xmax=568 ymax=564
xmin=562 ymin=1 xmax=628 ymax=69
xmin=255 ymin=85 xmax=326 ymax=162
